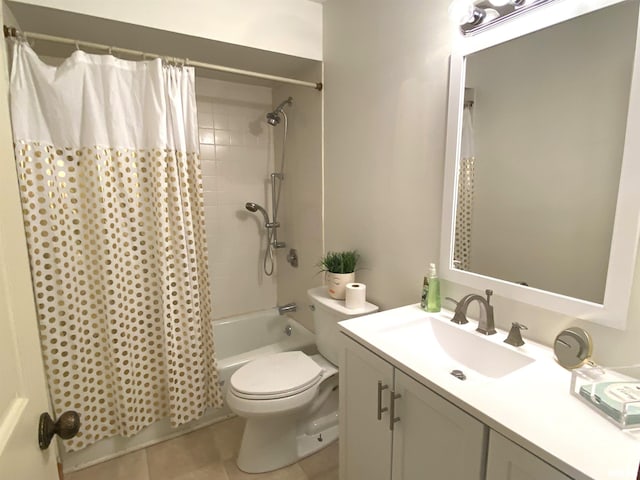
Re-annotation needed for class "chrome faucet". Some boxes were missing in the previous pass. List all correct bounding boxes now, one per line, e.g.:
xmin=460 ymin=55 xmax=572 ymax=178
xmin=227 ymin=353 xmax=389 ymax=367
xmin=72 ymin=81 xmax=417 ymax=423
xmin=447 ymin=289 xmax=496 ymax=335
xmin=277 ymin=303 xmax=297 ymax=315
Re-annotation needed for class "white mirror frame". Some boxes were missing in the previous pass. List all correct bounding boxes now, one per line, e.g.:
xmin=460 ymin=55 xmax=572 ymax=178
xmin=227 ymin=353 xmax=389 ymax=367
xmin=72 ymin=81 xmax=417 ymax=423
xmin=441 ymin=0 xmax=640 ymax=330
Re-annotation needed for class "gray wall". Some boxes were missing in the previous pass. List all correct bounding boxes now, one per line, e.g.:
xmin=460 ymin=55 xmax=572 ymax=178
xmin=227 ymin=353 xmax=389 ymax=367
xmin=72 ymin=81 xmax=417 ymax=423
xmin=324 ymin=0 xmax=451 ymax=310
xmin=323 ymin=0 xmax=640 ymax=366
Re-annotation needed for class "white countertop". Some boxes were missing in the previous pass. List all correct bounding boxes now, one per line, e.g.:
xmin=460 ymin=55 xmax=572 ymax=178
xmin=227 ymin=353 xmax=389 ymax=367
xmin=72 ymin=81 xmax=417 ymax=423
xmin=338 ymin=304 xmax=640 ymax=480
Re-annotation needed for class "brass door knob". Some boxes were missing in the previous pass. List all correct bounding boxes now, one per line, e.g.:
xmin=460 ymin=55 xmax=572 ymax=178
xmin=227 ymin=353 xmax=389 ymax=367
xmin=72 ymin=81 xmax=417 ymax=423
xmin=38 ymin=411 xmax=80 ymax=449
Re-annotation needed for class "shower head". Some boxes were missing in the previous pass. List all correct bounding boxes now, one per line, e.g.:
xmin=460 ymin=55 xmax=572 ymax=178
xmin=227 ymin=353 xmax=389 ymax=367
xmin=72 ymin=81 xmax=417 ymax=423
xmin=266 ymin=97 xmax=293 ymax=126
xmin=245 ymin=202 xmax=270 ymax=226
xmin=266 ymin=111 xmax=281 ymax=126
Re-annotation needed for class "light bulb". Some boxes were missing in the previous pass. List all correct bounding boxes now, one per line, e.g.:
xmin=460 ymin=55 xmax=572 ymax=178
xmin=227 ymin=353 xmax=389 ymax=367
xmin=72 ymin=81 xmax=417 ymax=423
xmin=488 ymin=0 xmax=510 ymax=5
xmin=449 ymin=0 xmax=474 ymax=25
xmin=483 ymin=8 xmax=500 ymax=22
xmin=448 ymin=0 xmax=486 ymax=26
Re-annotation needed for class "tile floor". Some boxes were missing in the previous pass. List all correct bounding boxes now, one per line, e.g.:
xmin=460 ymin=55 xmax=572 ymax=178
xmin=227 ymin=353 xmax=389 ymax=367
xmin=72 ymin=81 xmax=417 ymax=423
xmin=65 ymin=417 xmax=339 ymax=480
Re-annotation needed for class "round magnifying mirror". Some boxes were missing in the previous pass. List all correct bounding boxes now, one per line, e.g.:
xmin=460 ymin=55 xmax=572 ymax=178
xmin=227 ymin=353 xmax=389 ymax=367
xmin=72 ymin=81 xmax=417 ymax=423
xmin=553 ymin=327 xmax=593 ymax=369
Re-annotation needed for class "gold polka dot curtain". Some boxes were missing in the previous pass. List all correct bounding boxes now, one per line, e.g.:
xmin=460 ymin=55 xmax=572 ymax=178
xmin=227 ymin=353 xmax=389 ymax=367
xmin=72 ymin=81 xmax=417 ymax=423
xmin=454 ymin=106 xmax=476 ymax=272
xmin=9 ymin=41 xmax=223 ymax=452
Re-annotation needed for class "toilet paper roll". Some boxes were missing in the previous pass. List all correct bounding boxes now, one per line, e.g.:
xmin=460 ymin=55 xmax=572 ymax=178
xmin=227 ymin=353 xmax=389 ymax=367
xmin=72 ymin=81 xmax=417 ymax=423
xmin=345 ymin=283 xmax=366 ymax=309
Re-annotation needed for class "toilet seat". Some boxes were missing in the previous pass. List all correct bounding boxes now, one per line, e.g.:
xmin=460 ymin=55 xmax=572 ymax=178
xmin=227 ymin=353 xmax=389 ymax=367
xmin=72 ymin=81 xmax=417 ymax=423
xmin=229 ymin=351 xmax=323 ymax=400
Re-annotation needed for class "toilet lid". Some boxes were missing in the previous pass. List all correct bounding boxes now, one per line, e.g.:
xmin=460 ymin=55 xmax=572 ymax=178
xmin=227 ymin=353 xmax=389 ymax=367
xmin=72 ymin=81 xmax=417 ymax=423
xmin=230 ymin=351 xmax=323 ymax=399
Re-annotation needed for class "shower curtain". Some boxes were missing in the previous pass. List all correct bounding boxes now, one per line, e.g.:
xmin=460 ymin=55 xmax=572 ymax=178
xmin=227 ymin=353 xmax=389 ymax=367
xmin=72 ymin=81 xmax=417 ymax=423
xmin=9 ymin=41 xmax=223 ymax=451
xmin=454 ymin=105 xmax=476 ymax=272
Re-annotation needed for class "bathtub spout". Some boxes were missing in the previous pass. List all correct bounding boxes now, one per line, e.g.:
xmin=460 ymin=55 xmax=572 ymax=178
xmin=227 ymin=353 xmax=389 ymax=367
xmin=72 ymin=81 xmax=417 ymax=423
xmin=278 ymin=303 xmax=297 ymax=315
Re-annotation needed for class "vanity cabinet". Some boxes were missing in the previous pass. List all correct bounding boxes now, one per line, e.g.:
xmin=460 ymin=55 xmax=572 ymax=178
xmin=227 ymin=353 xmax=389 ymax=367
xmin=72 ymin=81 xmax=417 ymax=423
xmin=485 ymin=431 xmax=572 ymax=480
xmin=339 ymin=334 xmax=486 ymax=480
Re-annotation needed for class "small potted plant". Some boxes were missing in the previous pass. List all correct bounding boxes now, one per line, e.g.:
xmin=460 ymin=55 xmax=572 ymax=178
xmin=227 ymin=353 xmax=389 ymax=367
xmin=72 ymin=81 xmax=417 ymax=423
xmin=318 ymin=250 xmax=359 ymax=300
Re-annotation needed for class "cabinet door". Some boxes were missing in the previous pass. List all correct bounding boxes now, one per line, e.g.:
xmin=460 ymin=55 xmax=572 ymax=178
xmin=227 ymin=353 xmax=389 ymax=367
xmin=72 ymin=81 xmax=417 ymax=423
xmin=339 ymin=334 xmax=394 ymax=480
xmin=486 ymin=431 xmax=572 ymax=480
xmin=391 ymin=370 xmax=486 ymax=480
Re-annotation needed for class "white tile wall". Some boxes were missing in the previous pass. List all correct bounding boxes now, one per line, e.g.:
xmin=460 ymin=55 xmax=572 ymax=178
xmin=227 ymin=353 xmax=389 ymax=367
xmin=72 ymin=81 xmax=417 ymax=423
xmin=196 ymin=77 xmax=277 ymax=319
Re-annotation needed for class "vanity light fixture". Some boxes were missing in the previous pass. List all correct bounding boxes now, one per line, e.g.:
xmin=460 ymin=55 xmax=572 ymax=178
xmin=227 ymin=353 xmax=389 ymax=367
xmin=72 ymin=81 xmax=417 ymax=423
xmin=450 ymin=0 xmax=554 ymax=35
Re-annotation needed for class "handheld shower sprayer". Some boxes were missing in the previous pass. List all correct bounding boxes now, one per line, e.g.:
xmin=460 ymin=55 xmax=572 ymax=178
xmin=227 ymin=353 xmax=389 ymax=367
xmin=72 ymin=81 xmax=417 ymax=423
xmin=245 ymin=201 xmax=283 ymax=276
xmin=245 ymin=202 xmax=271 ymax=227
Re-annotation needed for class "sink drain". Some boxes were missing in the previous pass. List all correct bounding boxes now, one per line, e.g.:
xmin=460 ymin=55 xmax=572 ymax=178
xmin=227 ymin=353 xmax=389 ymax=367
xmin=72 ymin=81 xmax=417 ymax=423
xmin=450 ymin=369 xmax=466 ymax=381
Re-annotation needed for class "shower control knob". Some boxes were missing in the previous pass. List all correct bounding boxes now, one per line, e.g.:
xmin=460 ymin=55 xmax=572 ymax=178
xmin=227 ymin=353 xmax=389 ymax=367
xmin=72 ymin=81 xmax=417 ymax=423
xmin=287 ymin=248 xmax=299 ymax=267
xmin=38 ymin=410 xmax=80 ymax=449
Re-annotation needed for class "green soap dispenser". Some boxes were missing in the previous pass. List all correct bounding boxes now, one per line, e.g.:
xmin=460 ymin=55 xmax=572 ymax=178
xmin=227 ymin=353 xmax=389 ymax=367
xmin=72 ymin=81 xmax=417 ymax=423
xmin=426 ymin=263 xmax=441 ymax=313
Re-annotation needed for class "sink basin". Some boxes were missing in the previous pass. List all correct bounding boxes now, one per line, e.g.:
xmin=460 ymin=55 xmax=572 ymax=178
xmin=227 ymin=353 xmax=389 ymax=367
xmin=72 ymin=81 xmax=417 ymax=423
xmin=374 ymin=315 xmax=535 ymax=380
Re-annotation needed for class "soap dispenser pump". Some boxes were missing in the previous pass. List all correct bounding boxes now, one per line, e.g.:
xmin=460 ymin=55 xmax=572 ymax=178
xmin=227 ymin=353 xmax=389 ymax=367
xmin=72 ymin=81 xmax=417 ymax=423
xmin=426 ymin=263 xmax=441 ymax=313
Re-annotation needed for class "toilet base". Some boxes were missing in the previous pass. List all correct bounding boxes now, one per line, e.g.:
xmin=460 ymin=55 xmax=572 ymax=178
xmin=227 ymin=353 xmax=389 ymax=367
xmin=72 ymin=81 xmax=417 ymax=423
xmin=297 ymin=415 xmax=339 ymax=459
xmin=237 ymin=414 xmax=299 ymax=473
xmin=236 ymin=388 xmax=339 ymax=473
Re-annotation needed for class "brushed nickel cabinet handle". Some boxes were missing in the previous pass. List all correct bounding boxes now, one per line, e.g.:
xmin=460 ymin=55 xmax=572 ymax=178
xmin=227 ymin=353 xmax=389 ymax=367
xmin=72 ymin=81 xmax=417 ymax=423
xmin=377 ymin=381 xmax=389 ymax=420
xmin=389 ymin=391 xmax=401 ymax=431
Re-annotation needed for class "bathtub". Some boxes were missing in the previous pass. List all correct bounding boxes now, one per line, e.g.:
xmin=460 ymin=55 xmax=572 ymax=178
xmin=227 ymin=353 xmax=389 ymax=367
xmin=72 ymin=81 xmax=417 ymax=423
xmin=62 ymin=309 xmax=316 ymax=473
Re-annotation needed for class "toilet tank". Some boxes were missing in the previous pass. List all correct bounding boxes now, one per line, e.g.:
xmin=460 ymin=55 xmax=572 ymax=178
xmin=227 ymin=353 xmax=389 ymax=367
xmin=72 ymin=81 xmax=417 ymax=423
xmin=307 ymin=286 xmax=379 ymax=365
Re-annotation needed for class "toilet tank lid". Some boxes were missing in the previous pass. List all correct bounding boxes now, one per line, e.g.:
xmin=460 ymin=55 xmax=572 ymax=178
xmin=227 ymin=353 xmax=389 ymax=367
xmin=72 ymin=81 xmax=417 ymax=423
xmin=307 ymin=286 xmax=379 ymax=317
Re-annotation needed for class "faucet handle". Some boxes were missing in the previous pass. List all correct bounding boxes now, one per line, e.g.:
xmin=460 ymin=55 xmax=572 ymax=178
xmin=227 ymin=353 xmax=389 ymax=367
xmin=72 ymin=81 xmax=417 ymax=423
xmin=444 ymin=297 xmax=459 ymax=307
xmin=445 ymin=297 xmax=469 ymax=324
xmin=451 ymin=311 xmax=469 ymax=325
xmin=504 ymin=322 xmax=528 ymax=347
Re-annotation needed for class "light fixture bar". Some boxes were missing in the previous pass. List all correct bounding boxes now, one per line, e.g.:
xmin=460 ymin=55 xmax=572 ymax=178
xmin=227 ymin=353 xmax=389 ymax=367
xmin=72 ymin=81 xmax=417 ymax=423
xmin=460 ymin=0 xmax=554 ymax=35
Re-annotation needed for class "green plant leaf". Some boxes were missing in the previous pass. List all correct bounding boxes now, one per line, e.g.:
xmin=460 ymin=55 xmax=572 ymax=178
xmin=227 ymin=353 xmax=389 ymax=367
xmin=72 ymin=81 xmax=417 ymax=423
xmin=318 ymin=250 xmax=359 ymax=274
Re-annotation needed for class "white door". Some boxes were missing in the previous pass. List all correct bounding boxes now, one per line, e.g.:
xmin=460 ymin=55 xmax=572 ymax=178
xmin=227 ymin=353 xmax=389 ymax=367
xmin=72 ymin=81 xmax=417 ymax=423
xmin=0 ymin=6 xmax=59 ymax=480
xmin=391 ymin=370 xmax=486 ymax=480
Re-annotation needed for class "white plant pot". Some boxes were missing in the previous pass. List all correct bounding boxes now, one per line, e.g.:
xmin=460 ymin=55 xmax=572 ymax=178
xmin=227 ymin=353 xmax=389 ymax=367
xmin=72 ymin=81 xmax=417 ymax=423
xmin=326 ymin=272 xmax=355 ymax=300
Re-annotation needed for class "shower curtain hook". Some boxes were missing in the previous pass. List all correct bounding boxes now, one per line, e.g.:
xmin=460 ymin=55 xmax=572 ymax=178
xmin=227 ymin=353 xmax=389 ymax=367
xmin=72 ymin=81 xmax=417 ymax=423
xmin=75 ymin=40 xmax=80 ymax=51
xmin=108 ymin=46 xmax=113 ymax=56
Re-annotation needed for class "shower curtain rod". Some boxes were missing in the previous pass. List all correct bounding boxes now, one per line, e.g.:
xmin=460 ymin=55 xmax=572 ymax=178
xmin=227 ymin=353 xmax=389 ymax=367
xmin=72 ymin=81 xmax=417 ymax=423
xmin=3 ymin=25 xmax=323 ymax=91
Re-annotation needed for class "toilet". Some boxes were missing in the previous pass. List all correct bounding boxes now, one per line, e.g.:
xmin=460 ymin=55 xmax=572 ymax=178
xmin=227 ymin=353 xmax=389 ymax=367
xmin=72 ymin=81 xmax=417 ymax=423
xmin=226 ymin=286 xmax=378 ymax=473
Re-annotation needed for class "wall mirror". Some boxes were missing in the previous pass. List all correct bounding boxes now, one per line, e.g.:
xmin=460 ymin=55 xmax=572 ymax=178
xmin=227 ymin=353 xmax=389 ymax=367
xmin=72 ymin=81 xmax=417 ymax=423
xmin=441 ymin=0 xmax=640 ymax=329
